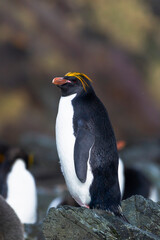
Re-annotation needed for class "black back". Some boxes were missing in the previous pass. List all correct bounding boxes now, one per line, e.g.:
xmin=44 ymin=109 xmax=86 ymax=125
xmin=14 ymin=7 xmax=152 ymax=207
xmin=72 ymin=89 xmax=121 ymax=210
xmin=123 ymin=168 xmax=151 ymax=200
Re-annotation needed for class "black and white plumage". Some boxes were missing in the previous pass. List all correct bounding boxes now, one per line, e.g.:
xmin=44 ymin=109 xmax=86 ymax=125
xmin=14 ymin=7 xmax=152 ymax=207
xmin=53 ymin=72 xmax=126 ymax=220
xmin=0 ymin=147 xmax=37 ymax=224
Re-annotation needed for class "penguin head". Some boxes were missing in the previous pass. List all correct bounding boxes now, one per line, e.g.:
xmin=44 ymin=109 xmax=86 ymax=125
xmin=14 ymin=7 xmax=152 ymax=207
xmin=52 ymin=72 xmax=93 ymax=96
xmin=4 ymin=147 xmax=34 ymax=170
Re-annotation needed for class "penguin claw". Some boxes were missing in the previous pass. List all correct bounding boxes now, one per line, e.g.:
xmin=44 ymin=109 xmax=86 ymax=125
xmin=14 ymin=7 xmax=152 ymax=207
xmin=117 ymin=206 xmax=130 ymax=223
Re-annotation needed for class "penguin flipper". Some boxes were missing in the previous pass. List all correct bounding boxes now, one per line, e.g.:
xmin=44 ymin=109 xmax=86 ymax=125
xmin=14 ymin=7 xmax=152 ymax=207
xmin=74 ymin=121 xmax=94 ymax=183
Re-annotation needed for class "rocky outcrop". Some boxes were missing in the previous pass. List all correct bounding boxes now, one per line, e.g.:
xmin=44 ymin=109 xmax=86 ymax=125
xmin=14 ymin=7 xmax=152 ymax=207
xmin=43 ymin=195 xmax=160 ymax=240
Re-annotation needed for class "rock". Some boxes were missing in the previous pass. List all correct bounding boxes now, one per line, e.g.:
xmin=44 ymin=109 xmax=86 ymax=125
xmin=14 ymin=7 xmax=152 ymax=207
xmin=122 ymin=195 xmax=160 ymax=237
xmin=43 ymin=195 xmax=160 ymax=240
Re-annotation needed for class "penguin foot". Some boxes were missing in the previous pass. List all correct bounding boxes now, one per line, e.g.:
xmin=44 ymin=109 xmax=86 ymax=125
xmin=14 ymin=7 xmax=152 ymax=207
xmin=90 ymin=204 xmax=129 ymax=223
xmin=104 ymin=206 xmax=129 ymax=223
xmin=115 ymin=206 xmax=130 ymax=223
xmin=80 ymin=204 xmax=90 ymax=208
xmin=84 ymin=204 xmax=90 ymax=209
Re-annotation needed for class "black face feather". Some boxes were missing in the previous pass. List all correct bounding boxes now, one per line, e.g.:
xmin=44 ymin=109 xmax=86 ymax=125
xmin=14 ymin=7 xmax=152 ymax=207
xmin=5 ymin=148 xmax=30 ymax=169
xmin=53 ymin=72 xmax=93 ymax=96
xmin=59 ymin=76 xmax=84 ymax=96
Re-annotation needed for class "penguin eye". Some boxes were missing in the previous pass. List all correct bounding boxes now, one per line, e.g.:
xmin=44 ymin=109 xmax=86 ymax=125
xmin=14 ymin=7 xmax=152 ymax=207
xmin=72 ymin=78 xmax=77 ymax=83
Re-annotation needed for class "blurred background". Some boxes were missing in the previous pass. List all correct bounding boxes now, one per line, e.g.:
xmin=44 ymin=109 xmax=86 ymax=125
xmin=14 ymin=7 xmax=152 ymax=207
xmin=0 ymin=0 xmax=160 ymax=222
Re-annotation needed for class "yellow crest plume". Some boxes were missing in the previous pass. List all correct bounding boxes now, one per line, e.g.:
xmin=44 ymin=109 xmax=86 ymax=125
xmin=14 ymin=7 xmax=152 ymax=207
xmin=65 ymin=72 xmax=92 ymax=91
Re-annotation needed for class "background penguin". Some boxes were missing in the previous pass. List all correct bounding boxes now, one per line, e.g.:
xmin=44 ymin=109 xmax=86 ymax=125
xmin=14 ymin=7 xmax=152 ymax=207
xmin=123 ymin=167 xmax=159 ymax=202
xmin=0 ymin=195 xmax=24 ymax=240
xmin=52 ymin=72 xmax=127 ymax=220
xmin=117 ymin=141 xmax=159 ymax=202
xmin=0 ymin=147 xmax=37 ymax=224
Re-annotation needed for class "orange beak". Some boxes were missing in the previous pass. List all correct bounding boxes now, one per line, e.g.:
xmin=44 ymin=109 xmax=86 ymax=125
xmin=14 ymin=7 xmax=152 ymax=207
xmin=52 ymin=77 xmax=71 ymax=85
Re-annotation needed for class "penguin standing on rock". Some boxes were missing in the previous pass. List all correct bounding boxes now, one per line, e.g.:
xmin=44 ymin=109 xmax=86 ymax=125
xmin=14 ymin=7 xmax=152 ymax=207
xmin=52 ymin=72 xmax=127 ymax=221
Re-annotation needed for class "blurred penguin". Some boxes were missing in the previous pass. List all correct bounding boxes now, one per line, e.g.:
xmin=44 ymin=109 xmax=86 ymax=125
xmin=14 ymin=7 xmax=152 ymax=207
xmin=117 ymin=140 xmax=159 ymax=202
xmin=0 ymin=195 xmax=24 ymax=240
xmin=0 ymin=147 xmax=37 ymax=224
xmin=123 ymin=167 xmax=159 ymax=202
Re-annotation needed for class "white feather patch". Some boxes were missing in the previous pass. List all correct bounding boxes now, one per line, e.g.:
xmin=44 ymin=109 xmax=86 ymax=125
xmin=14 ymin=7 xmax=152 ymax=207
xmin=56 ymin=94 xmax=93 ymax=206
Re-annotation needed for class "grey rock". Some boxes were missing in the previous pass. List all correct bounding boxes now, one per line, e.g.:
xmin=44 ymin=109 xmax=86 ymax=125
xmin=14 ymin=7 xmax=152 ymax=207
xmin=122 ymin=195 xmax=160 ymax=237
xmin=43 ymin=195 xmax=160 ymax=240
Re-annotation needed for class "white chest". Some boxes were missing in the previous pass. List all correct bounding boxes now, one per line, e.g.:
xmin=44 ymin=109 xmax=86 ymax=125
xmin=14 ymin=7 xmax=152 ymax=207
xmin=55 ymin=94 xmax=93 ymax=206
xmin=6 ymin=159 xmax=37 ymax=224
